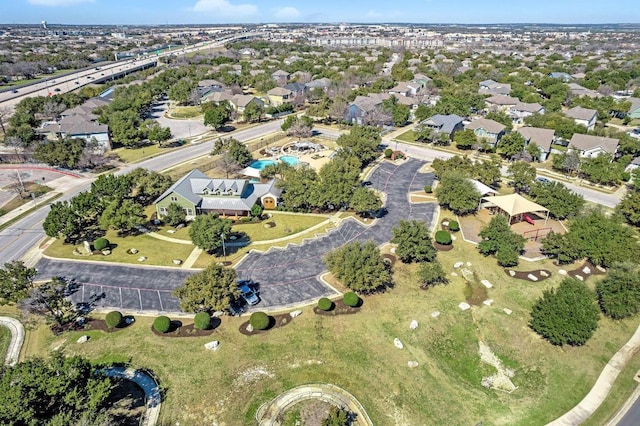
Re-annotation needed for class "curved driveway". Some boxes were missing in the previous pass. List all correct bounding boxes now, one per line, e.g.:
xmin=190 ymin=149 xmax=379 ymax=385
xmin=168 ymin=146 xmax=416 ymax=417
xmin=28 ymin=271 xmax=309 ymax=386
xmin=34 ymin=159 xmax=435 ymax=312
xmin=0 ymin=316 xmax=24 ymax=366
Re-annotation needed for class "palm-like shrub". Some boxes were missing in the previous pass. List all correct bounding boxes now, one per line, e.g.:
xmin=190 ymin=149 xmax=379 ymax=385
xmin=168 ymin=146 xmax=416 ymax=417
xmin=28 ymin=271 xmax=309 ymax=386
xmin=435 ymin=230 xmax=452 ymax=245
xmin=153 ymin=316 xmax=171 ymax=333
xmin=194 ymin=312 xmax=212 ymax=330
xmin=93 ymin=237 xmax=110 ymax=251
xmin=249 ymin=312 xmax=270 ymax=330
xmin=105 ymin=311 xmax=122 ymax=328
xmin=343 ymin=292 xmax=360 ymax=307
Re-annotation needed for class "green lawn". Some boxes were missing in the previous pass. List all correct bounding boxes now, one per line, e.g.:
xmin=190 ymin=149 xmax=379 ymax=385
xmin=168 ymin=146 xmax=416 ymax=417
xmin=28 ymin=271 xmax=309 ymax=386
xmin=44 ymin=230 xmax=195 ymax=267
xmin=168 ymin=106 xmax=202 ymax=119
xmin=112 ymin=143 xmax=173 ymax=163
xmin=0 ymin=325 xmax=10 ymax=363
xmin=232 ymin=212 xmax=329 ymax=242
xmin=25 ymin=239 xmax=639 ymax=425
xmin=395 ymin=130 xmax=417 ymax=143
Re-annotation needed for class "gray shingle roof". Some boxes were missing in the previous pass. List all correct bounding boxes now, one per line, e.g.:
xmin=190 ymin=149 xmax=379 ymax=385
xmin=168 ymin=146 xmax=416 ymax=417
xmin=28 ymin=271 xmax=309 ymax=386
xmin=517 ymin=127 xmax=555 ymax=152
xmin=423 ymin=114 xmax=464 ymax=134
xmin=569 ymin=134 xmax=619 ymax=155
xmin=565 ymin=106 xmax=598 ymax=121
xmin=465 ymin=118 xmax=506 ymax=134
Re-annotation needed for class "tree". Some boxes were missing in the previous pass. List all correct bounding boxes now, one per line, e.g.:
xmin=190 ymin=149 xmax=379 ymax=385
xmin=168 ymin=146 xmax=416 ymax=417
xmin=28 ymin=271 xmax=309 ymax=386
xmin=529 ymin=278 xmax=600 ymax=346
xmin=597 ymin=262 xmax=640 ymax=320
xmin=188 ymin=213 xmax=233 ymax=253
xmin=0 ymin=261 xmax=37 ymax=305
xmin=580 ymin=153 xmax=624 ymax=185
xmin=478 ymin=215 xmax=526 ymax=267
xmin=145 ymin=121 xmax=172 ymax=143
xmin=507 ymin=161 xmax=536 ymax=193
xmin=108 ymin=109 xmax=143 ymax=147
xmin=212 ymin=137 xmax=253 ymax=167
xmin=323 ymin=406 xmax=350 ymax=426
xmin=165 ymin=203 xmax=186 ymax=227
xmin=349 ymin=187 xmax=382 ymax=217
xmin=173 ymin=263 xmax=239 ymax=312
xmin=435 ymin=172 xmax=481 ymax=215
xmin=324 ymin=240 xmax=392 ymax=293
xmin=542 ymin=210 xmax=640 ymax=267
xmin=418 ymin=261 xmax=448 ymax=287
xmin=335 ymin=126 xmax=381 ymax=166
xmin=552 ymin=150 xmax=581 ymax=175
xmin=20 ymin=277 xmax=77 ymax=327
xmin=168 ymin=79 xmax=196 ymax=105
xmin=243 ymin=101 xmax=264 ymax=122
xmin=43 ymin=201 xmax=80 ymax=242
xmin=498 ymin=132 xmax=526 ymax=159
xmin=91 ymin=174 xmax=133 ymax=204
xmin=313 ymin=156 xmax=361 ymax=210
xmin=391 ymin=220 xmax=437 ymax=263
xmin=526 ymin=141 xmax=542 ymax=162
xmin=473 ymin=158 xmax=501 ymax=187
xmin=530 ymin=181 xmax=585 ymax=220
xmin=129 ymin=169 xmax=173 ymax=204
xmin=203 ymin=102 xmax=232 ymax=130
xmin=277 ymin=165 xmax=317 ymax=211
xmin=0 ymin=353 xmax=113 ymax=425
xmin=616 ymin=190 xmax=640 ymax=228
xmin=414 ymin=123 xmax=433 ymax=142
xmin=281 ymin=115 xmax=313 ymax=139
xmin=34 ymin=137 xmax=85 ymax=169
xmin=432 ymin=155 xmax=475 ymax=178
xmin=454 ymin=129 xmax=477 ymax=150
xmin=98 ymin=199 xmax=146 ymax=233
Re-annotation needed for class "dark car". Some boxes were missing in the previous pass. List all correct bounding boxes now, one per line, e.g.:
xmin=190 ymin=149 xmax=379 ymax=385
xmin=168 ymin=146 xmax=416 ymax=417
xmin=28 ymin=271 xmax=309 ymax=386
xmin=237 ymin=280 xmax=260 ymax=306
xmin=11 ymin=89 xmax=18 ymax=94
xmin=535 ymin=177 xmax=551 ymax=185
xmin=54 ymin=88 xmax=61 ymax=92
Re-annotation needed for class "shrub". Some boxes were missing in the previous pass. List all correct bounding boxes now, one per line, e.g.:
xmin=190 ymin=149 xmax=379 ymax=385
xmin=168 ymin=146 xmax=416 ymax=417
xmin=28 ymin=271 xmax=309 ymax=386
xmin=105 ymin=311 xmax=123 ymax=328
xmin=317 ymin=297 xmax=334 ymax=311
xmin=424 ymin=185 xmax=432 ymax=193
xmin=249 ymin=312 xmax=270 ymax=330
xmin=621 ymin=171 xmax=631 ymax=182
xmin=448 ymin=220 xmax=460 ymax=232
xmin=343 ymin=292 xmax=359 ymax=307
xmin=93 ymin=237 xmax=110 ymax=251
xmin=384 ymin=148 xmax=393 ymax=158
xmin=194 ymin=312 xmax=212 ymax=330
xmin=153 ymin=316 xmax=171 ymax=333
xmin=435 ymin=230 xmax=452 ymax=245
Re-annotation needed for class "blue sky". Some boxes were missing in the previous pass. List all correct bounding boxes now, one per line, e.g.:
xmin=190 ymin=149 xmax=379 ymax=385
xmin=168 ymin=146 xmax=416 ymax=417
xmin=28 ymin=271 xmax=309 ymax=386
xmin=4 ymin=0 xmax=640 ymax=25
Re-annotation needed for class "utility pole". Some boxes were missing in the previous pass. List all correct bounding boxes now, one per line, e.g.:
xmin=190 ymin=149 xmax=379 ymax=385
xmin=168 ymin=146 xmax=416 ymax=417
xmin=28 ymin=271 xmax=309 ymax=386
xmin=16 ymin=171 xmax=25 ymax=193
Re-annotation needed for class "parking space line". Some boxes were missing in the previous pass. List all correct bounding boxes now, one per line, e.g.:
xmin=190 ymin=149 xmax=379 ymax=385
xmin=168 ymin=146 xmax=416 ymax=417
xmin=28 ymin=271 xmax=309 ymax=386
xmin=157 ymin=291 xmax=164 ymax=312
xmin=119 ymin=287 xmax=123 ymax=308
xmin=137 ymin=289 xmax=143 ymax=311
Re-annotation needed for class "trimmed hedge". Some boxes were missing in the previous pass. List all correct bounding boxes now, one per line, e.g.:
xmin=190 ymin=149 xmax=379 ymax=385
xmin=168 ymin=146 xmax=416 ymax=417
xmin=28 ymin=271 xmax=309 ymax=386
xmin=384 ymin=148 xmax=393 ymax=158
xmin=153 ymin=316 xmax=171 ymax=333
xmin=435 ymin=230 xmax=452 ymax=245
xmin=93 ymin=237 xmax=110 ymax=251
xmin=250 ymin=312 xmax=270 ymax=330
xmin=318 ymin=297 xmax=334 ymax=311
xmin=448 ymin=220 xmax=460 ymax=232
xmin=105 ymin=311 xmax=123 ymax=328
xmin=343 ymin=292 xmax=360 ymax=307
xmin=424 ymin=185 xmax=432 ymax=194
xmin=194 ymin=312 xmax=211 ymax=330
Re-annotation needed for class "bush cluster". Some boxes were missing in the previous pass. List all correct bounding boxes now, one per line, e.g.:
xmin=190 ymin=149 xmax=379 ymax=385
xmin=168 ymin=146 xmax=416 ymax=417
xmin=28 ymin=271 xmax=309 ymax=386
xmin=448 ymin=220 xmax=460 ymax=232
xmin=384 ymin=148 xmax=393 ymax=158
xmin=435 ymin=230 xmax=452 ymax=245
xmin=93 ymin=237 xmax=110 ymax=251
xmin=249 ymin=312 xmax=270 ymax=330
xmin=343 ymin=292 xmax=360 ymax=307
xmin=424 ymin=185 xmax=432 ymax=193
xmin=194 ymin=312 xmax=212 ymax=330
xmin=153 ymin=316 xmax=171 ymax=333
xmin=318 ymin=297 xmax=334 ymax=311
xmin=105 ymin=311 xmax=123 ymax=328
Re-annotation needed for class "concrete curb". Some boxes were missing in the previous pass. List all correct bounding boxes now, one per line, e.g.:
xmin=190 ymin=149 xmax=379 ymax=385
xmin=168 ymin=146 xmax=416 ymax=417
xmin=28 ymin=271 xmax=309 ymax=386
xmin=0 ymin=316 xmax=24 ymax=366
xmin=607 ymin=383 xmax=640 ymax=426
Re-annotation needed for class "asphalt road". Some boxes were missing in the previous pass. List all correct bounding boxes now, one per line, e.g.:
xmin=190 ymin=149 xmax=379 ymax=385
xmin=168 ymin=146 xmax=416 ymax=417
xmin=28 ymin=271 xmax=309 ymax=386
xmin=34 ymin=159 xmax=436 ymax=312
xmin=0 ymin=119 xmax=283 ymax=265
xmin=618 ymin=398 xmax=640 ymax=426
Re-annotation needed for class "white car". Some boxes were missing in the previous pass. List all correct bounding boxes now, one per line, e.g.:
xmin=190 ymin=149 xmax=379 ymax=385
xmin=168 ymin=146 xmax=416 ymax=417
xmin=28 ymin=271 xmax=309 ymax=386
xmin=628 ymin=128 xmax=640 ymax=139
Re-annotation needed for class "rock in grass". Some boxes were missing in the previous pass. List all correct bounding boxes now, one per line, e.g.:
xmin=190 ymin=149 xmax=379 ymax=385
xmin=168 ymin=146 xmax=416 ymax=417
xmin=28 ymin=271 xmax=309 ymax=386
xmin=409 ymin=320 xmax=418 ymax=330
xmin=394 ymin=338 xmax=404 ymax=349
xmin=458 ymin=302 xmax=471 ymax=311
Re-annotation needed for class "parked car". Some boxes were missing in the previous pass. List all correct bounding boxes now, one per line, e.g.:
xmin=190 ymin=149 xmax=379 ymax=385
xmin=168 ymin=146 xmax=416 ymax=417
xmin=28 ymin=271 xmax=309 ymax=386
xmin=628 ymin=128 xmax=640 ymax=139
xmin=54 ymin=88 xmax=61 ymax=92
xmin=535 ymin=176 xmax=551 ymax=185
xmin=237 ymin=280 xmax=260 ymax=306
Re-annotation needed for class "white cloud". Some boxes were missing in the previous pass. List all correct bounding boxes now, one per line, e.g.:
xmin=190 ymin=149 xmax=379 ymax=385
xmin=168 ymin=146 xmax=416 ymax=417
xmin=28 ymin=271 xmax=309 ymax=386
xmin=28 ymin=0 xmax=94 ymax=5
xmin=193 ymin=0 xmax=257 ymax=17
xmin=274 ymin=6 xmax=300 ymax=20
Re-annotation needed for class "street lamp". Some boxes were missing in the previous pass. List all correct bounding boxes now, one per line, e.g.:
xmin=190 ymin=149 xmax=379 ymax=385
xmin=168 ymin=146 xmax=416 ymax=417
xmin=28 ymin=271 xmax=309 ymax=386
xmin=221 ymin=233 xmax=226 ymax=259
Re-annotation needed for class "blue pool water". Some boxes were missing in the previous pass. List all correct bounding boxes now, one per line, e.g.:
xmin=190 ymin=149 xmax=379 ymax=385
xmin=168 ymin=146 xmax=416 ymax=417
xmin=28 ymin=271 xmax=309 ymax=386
xmin=249 ymin=159 xmax=277 ymax=170
xmin=279 ymin=155 xmax=300 ymax=166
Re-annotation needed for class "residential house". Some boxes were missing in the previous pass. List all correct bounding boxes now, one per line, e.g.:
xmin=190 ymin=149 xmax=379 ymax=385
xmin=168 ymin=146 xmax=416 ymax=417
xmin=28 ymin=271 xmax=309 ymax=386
xmin=627 ymin=98 xmax=640 ymax=119
xmin=305 ymin=77 xmax=332 ymax=92
xmin=345 ymin=95 xmax=384 ymax=126
xmin=567 ymin=83 xmax=602 ymax=99
xmin=229 ymin=95 xmax=265 ymax=120
xmin=485 ymin=95 xmax=519 ymax=112
xmin=510 ymin=102 xmax=545 ymax=124
xmin=465 ymin=118 xmax=506 ymax=146
xmin=202 ymin=91 xmax=233 ymax=104
xmin=548 ymin=72 xmax=573 ymax=82
xmin=568 ymin=134 xmax=619 ymax=158
xmin=283 ymin=82 xmax=307 ymax=105
xmin=421 ymin=114 xmax=465 ymax=140
xmin=479 ymin=80 xmax=512 ymax=96
xmin=267 ymin=87 xmax=293 ymax=107
xmin=154 ymin=170 xmax=282 ymax=220
xmin=624 ymin=156 xmax=640 ymax=173
xmin=565 ymin=106 xmax=598 ymax=130
xmin=516 ymin=127 xmax=555 ymax=161
xmin=271 ymin=69 xmax=290 ymax=86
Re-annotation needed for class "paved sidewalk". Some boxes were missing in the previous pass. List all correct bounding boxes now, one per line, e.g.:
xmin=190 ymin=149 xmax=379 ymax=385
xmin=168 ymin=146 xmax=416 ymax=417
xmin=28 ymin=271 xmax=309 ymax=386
xmin=0 ymin=316 xmax=24 ymax=366
xmin=181 ymin=247 xmax=203 ymax=268
xmin=547 ymin=323 xmax=640 ymax=425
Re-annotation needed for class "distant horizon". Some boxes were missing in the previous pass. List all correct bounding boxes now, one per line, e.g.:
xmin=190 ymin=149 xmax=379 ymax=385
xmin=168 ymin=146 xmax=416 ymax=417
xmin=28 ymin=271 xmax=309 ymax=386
xmin=4 ymin=0 xmax=639 ymax=26
xmin=2 ymin=22 xmax=640 ymax=27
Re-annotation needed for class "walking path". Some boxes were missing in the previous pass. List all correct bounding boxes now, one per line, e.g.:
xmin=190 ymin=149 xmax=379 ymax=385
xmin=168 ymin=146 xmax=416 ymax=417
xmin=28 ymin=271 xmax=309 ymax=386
xmin=102 ymin=367 xmax=162 ymax=426
xmin=181 ymin=247 xmax=202 ymax=269
xmin=547 ymin=323 xmax=640 ymax=425
xmin=0 ymin=316 xmax=24 ymax=366
xmin=255 ymin=383 xmax=373 ymax=425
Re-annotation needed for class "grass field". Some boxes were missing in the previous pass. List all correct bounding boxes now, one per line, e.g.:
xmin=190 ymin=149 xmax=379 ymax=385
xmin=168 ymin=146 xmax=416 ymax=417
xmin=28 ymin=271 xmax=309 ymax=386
xmin=168 ymin=106 xmax=202 ymax=119
xmin=44 ymin=229 xmax=196 ymax=267
xmin=112 ymin=144 xmax=173 ymax=163
xmin=24 ymin=235 xmax=639 ymax=425
xmin=395 ymin=130 xmax=417 ymax=143
xmin=0 ymin=325 xmax=10 ymax=363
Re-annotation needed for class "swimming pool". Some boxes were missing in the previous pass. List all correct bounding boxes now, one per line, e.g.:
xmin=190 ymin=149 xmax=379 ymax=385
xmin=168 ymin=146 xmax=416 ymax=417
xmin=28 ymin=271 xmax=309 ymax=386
xmin=249 ymin=159 xmax=277 ymax=170
xmin=279 ymin=155 xmax=300 ymax=166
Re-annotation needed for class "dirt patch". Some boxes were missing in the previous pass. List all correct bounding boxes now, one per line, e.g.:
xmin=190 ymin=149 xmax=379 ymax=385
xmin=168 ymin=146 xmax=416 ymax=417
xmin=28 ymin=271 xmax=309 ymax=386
xmin=151 ymin=318 xmax=220 ymax=338
xmin=313 ymin=299 xmax=362 ymax=316
xmin=278 ymin=399 xmax=333 ymax=426
xmin=104 ymin=377 xmax=146 ymax=426
xmin=382 ymin=254 xmax=397 ymax=266
xmin=239 ymin=313 xmax=295 ymax=336
xmin=84 ymin=316 xmax=136 ymax=333
xmin=503 ymin=269 xmax=553 ymax=282
xmin=567 ymin=262 xmax=606 ymax=281
xmin=464 ymin=281 xmax=489 ymax=306
xmin=434 ymin=242 xmax=454 ymax=251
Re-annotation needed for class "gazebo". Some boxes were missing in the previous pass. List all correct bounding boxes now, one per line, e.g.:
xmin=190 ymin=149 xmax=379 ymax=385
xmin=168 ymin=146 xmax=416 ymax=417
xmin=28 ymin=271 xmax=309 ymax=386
xmin=480 ymin=194 xmax=549 ymax=225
